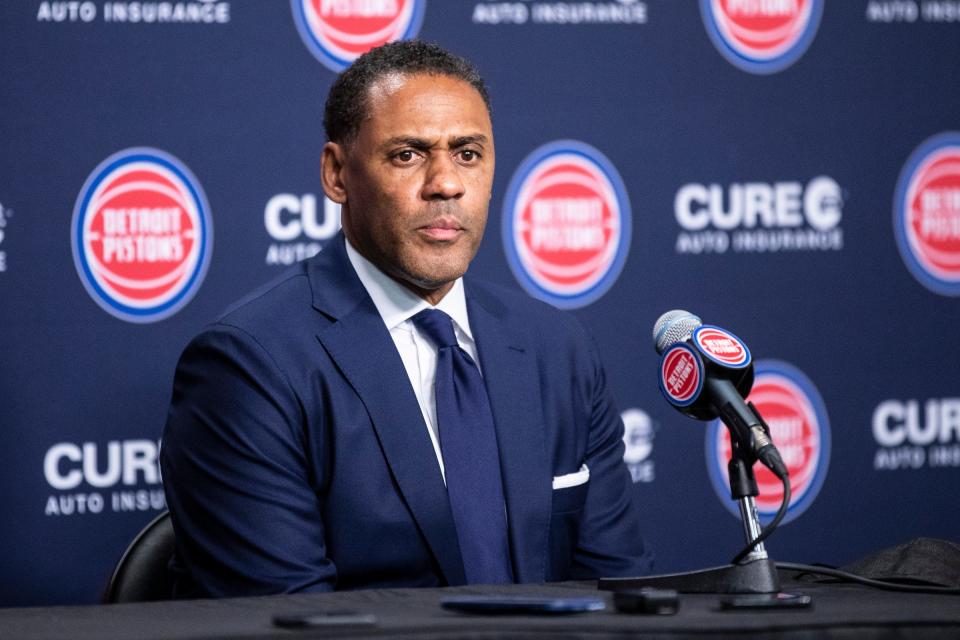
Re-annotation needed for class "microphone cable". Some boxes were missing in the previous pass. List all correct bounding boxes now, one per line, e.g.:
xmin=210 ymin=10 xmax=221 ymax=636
xmin=731 ymin=467 xmax=790 ymax=566
xmin=727 ymin=468 xmax=960 ymax=594
xmin=774 ymin=561 xmax=960 ymax=595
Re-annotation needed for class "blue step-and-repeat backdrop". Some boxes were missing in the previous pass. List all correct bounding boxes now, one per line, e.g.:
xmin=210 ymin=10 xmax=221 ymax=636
xmin=2 ymin=0 xmax=959 ymax=606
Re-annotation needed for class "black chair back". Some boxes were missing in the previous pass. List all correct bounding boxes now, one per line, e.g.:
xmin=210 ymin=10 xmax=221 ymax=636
xmin=103 ymin=510 xmax=175 ymax=603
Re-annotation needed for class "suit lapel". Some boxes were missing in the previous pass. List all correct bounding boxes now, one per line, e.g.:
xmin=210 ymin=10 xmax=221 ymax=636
xmin=467 ymin=284 xmax=551 ymax=583
xmin=307 ymin=237 xmax=466 ymax=586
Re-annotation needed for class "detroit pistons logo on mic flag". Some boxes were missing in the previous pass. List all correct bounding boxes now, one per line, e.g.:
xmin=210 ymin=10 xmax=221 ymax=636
xmin=693 ymin=325 xmax=751 ymax=369
xmin=502 ymin=140 xmax=631 ymax=309
xmin=291 ymin=0 xmax=426 ymax=71
xmin=706 ymin=360 xmax=830 ymax=524
xmin=72 ymin=148 xmax=212 ymax=323
xmin=700 ymin=0 xmax=824 ymax=75
xmin=659 ymin=343 xmax=704 ymax=408
xmin=894 ymin=132 xmax=960 ymax=296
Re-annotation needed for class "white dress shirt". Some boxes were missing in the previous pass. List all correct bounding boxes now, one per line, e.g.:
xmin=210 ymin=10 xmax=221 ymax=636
xmin=344 ymin=240 xmax=481 ymax=482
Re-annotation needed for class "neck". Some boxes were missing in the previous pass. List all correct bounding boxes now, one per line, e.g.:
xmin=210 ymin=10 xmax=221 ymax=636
xmin=396 ymin=279 xmax=453 ymax=307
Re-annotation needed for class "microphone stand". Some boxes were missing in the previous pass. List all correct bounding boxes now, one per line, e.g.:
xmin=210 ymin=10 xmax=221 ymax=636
xmin=599 ymin=439 xmax=780 ymax=594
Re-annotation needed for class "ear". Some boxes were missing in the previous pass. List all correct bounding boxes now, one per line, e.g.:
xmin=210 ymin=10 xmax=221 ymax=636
xmin=321 ymin=142 xmax=348 ymax=204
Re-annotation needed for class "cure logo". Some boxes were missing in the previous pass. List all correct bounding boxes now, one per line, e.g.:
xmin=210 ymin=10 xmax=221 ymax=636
xmin=71 ymin=148 xmax=212 ymax=323
xmin=502 ymin=140 xmax=631 ymax=309
xmin=699 ymin=0 xmax=824 ymax=75
xmin=659 ymin=343 xmax=704 ymax=408
xmin=693 ymin=325 xmax=750 ymax=368
xmin=291 ymin=0 xmax=426 ymax=71
xmin=894 ymin=132 xmax=960 ymax=296
xmin=706 ymin=360 xmax=830 ymax=524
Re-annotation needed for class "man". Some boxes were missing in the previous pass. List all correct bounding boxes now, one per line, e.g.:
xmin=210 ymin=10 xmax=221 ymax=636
xmin=161 ymin=40 xmax=652 ymax=598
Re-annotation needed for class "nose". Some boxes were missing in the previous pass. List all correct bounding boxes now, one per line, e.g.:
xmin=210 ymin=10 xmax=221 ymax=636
xmin=421 ymin=154 xmax=465 ymax=200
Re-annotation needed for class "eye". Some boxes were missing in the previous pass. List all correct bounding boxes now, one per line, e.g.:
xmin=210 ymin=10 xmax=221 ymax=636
xmin=458 ymin=149 xmax=481 ymax=163
xmin=395 ymin=150 xmax=416 ymax=163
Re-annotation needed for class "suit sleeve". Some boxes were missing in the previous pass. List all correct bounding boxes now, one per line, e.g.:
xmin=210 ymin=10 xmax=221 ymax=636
xmin=160 ymin=323 xmax=335 ymax=597
xmin=568 ymin=329 xmax=655 ymax=579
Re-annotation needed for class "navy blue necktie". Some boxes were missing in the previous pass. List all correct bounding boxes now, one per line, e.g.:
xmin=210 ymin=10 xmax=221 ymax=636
xmin=412 ymin=309 xmax=513 ymax=584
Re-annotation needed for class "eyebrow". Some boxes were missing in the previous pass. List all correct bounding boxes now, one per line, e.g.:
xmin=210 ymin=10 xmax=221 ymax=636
xmin=381 ymin=134 xmax=489 ymax=151
xmin=449 ymin=134 xmax=489 ymax=148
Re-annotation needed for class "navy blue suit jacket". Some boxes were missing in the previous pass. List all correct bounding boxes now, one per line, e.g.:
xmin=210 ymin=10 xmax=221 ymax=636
xmin=161 ymin=235 xmax=652 ymax=597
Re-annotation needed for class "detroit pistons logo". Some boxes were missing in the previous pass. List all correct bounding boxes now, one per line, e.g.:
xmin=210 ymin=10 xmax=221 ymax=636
xmin=706 ymin=360 xmax=830 ymax=524
xmin=693 ymin=325 xmax=751 ymax=369
xmin=700 ymin=0 xmax=824 ymax=75
xmin=894 ymin=132 xmax=960 ymax=296
xmin=71 ymin=148 xmax=212 ymax=323
xmin=659 ymin=344 xmax=704 ymax=408
xmin=291 ymin=0 xmax=426 ymax=72
xmin=502 ymin=140 xmax=631 ymax=309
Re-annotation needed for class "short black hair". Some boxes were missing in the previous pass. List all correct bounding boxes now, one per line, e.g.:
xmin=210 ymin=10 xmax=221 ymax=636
xmin=323 ymin=40 xmax=491 ymax=144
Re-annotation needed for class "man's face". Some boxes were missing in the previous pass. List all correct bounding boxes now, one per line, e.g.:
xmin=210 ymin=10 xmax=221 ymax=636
xmin=322 ymin=73 xmax=494 ymax=303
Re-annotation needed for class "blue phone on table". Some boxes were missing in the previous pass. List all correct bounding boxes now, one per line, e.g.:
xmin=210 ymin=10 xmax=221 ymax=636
xmin=441 ymin=595 xmax=606 ymax=614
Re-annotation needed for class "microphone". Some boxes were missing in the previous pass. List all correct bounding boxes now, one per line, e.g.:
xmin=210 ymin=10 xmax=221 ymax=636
xmin=653 ymin=310 xmax=787 ymax=479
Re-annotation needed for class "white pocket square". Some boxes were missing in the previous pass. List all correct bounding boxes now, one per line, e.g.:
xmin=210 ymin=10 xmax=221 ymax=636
xmin=552 ymin=464 xmax=590 ymax=490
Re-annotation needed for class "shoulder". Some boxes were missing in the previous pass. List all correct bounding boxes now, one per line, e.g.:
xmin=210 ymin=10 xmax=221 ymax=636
xmin=215 ymin=262 xmax=313 ymax=334
xmin=466 ymin=278 xmax=596 ymax=352
xmin=175 ymin=261 xmax=323 ymax=377
xmin=468 ymin=278 xmax=587 ymax=327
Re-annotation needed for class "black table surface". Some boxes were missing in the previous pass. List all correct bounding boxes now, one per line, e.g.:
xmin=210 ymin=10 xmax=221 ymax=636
xmin=4 ymin=573 xmax=960 ymax=640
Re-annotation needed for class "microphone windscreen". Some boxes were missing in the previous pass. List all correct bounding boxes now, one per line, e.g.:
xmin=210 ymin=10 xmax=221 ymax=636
xmin=652 ymin=309 xmax=702 ymax=354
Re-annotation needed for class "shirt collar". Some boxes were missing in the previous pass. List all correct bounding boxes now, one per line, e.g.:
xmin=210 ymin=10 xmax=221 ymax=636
xmin=344 ymin=238 xmax=474 ymax=340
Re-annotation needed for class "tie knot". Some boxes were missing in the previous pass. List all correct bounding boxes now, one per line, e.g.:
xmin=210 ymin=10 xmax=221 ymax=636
xmin=412 ymin=309 xmax=458 ymax=349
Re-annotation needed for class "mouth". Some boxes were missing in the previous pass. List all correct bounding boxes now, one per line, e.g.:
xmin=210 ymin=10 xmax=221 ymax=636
xmin=417 ymin=218 xmax=464 ymax=242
